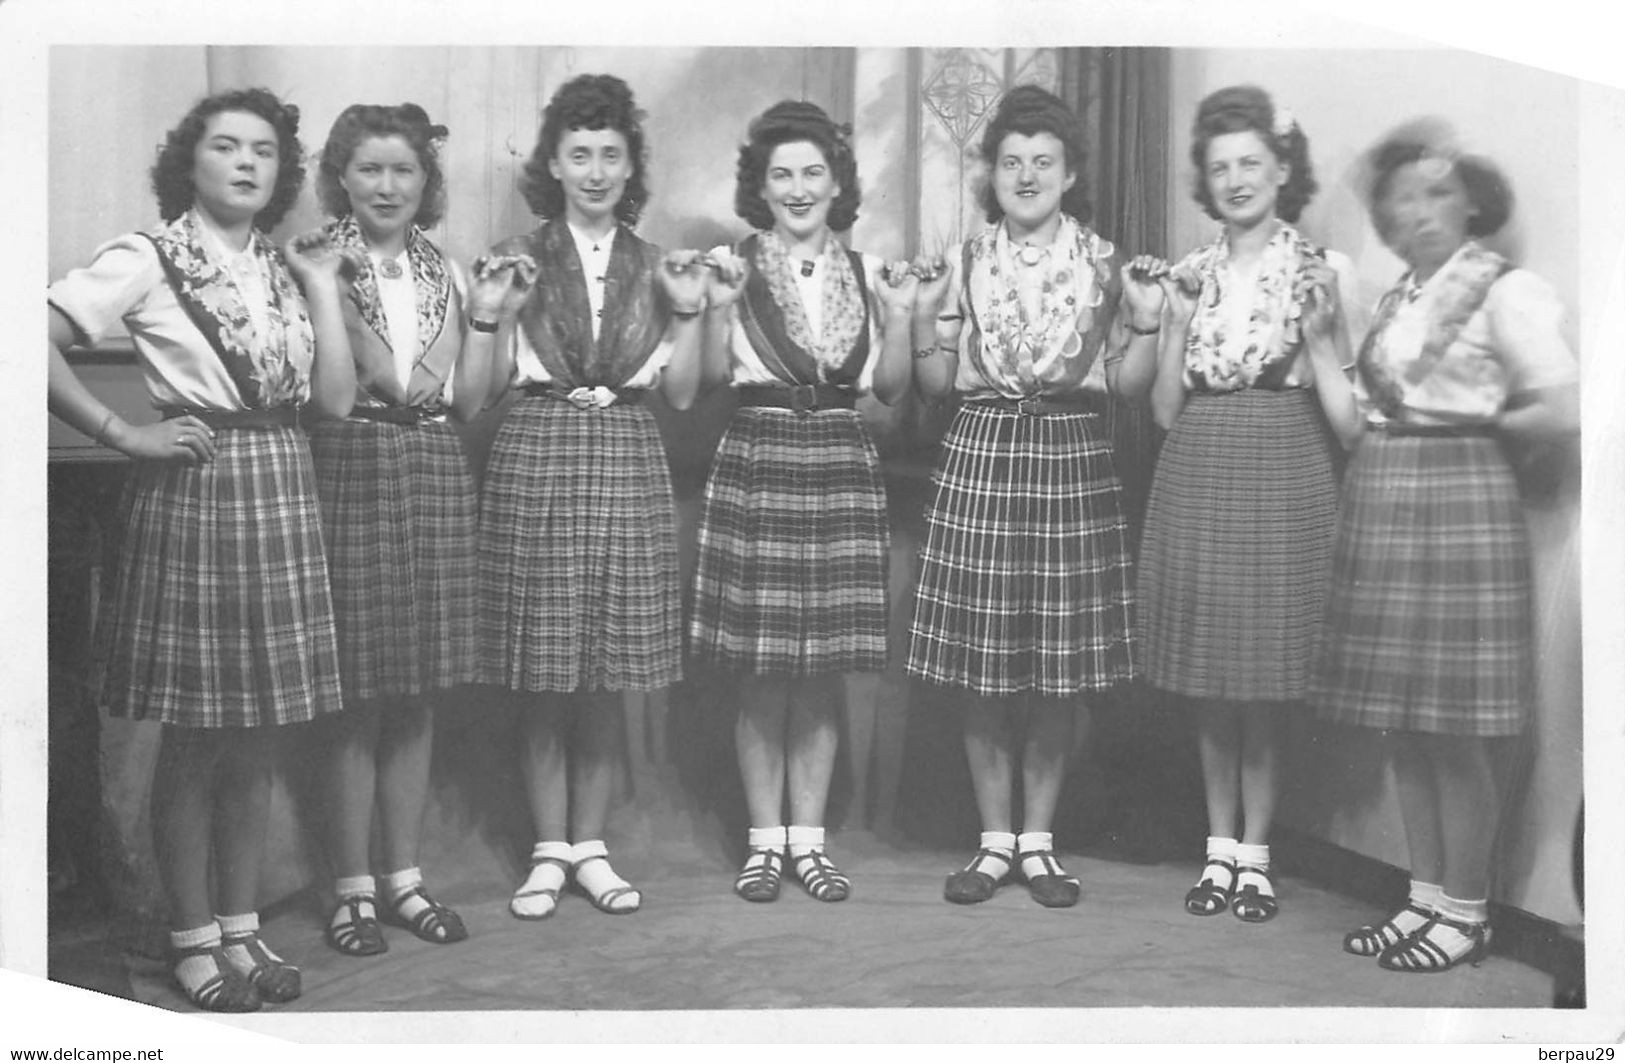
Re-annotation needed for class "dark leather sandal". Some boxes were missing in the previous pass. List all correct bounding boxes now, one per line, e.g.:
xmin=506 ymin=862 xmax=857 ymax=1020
xmin=944 ymin=848 xmax=1012 ymax=904
xmin=221 ymin=933 xmax=302 ymax=1003
xmin=1184 ymin=858 xmax=1237 ymax=916
xmin=382 ymin=885 xmax=469 ymax=944
xmin=325 ymin=894 xmax=387 ymax=956
xmin=1344 ymin=902 xmax=1434 ymax=956
xmin=1231 ymin=866 xmax=1279 ymax=923
xmin=734 ymin=848 xmax=785 ymax=903
xmin=1018 ymin=849 xmax=1081 ymax=909
xmin=792 ymin=849 xmax=851 ymax=902
xmin=172 ymin=943 xmax=261 ymax=1013
xmin=1378 ymin=914 xmax=1492 ymax=973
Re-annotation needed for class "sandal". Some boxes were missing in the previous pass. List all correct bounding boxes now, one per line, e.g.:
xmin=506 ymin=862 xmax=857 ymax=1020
xmin=1231 ymin=866 xmax=1279 ymax=923
xmin=325 ymin=894 xmax=387 ymax=956
xmin=172 ymin=942 xmax=261 ymax=1013
xmin=510 ymin=853 xmax=572 ymax=921
xmin=1184 ymin=858 xmax=1236 ymax=916
xmin=734 ymin=848 xmax=785 ymax=903
xmin=1378 ymin=914 xmax=1492 ymax=973
xmin=221 ymin=932 xmax=302 ymax=1004
xmin=382 ymin=885 xmax=468 ymax=944
xmin=1344 ymin=902 xmax=1434 ymax=957
xmin=944 ymin=848 xmax=1012 ymax=905
xmin=791 ymin=849 xmax=851 ymax=902
xmin=571 ymin=842 xmax=642 ymax=914
xmin=1017 ymin=849 xmax=1081 ymax=909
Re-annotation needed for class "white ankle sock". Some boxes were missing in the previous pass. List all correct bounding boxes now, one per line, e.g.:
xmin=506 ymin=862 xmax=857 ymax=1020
xmin=217 ymin=911 xmax=289 ymax=979
xmin=786 ymin=825 xmax=825 ymax=857
xmin=1016 ymin=831 xmax=1070 ymax=880
xmin=1409 ymin=879 xmax=1444 ymax=913
xmin=748 ymin=825 xmax=786 ymax=852
xmin=511 ymin=841 xmax=571 ymax=918
xmin=170 ymin=923 xmax=224 ymax=999
xmin=1437 ymin=893 xmax=1489 ymax=925
xmin=382 ymin=866 xmax=426 ymax=924
xmin=981 ymin=830 xmax=1017 ymax=856
xmin=571 ymin=839 xmax=640 ymax=912
xmin=1205 ymin=836 xmax=1239 ymax=865
xmin=1235 ymin=843 xmax=1273 ymax=897
xmin=334 ymin=874 xmax=376 ymax=901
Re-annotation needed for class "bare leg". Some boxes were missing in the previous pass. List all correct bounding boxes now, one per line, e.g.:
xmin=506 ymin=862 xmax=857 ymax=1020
xmin=1020 ymin=696 xmax=1078 ymax=835
xmin=375 ymin=698 xmax=434 ymax=874
xmin=1194 ymin=700 xmax=1242 ymax=841
xmin=152 ymin=727 xmax=224 ymax=931
xmin=568 ymin=691 xmax=625 ymax=843
xmin=1392 ymin=732 xmax=1446 ymax=887
xmin=841 ymin=673 xmax=879 ymax=828
xmin=1426 ymin=733 xmax=1501 ymax=900
xmin=520 ymin=693 xmax=571 ymax=842
xmin=1237 ymin=702 xmax=1282 ymax=846
xmin=211 ymin=728 xmax=279 ymax=919
xmin=325 ymin=702 xmax=383 ymax=880
xmin=735 ymin=676 xmax=791 ymax=829
xmin=962 ymin=693 xmax=1015 ymax=833
xmin=787 ymin=675 xmax=842 ymax=828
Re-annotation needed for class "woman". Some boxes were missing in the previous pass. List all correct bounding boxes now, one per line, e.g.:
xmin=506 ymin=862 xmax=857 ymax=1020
xmin=1122 ymin=86 xmax=1360 ymax=924
xmin=1310 ymin=127 xmax=1577 ymax=972
xmin=908 ymin=85 xmax=1150 ymax=908
xmin=303 ymin=103 xmax=490 ymax=956
xmin=45 ymin=89 xmax=355 ymax=1011
xmin=472 ymin=74 xmax=707 ymax=920
xmin=691 ymin=101 xmax=919 ymax=903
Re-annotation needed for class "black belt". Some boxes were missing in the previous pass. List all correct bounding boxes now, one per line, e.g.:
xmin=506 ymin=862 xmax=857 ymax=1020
xmin=1372 ymin=421 xmax=1494 ymax=438
xmin=736 ymin=384 xmax=856 ymax=414
xmin=159 ymin=406 xmax=299 ymax=429
xmin=350 ymin=405 xmax=450 ymax=426
xmin=521 ymin=383 xmax=645 ymax=408
xmin=966 ymin=394 xmax=1102 ymax=416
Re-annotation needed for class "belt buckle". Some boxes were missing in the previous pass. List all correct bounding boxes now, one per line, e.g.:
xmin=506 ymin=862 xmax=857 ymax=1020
xmin=790 ymin=383 xmax=817 ymax=416
xmin=1016 ymin=396 xmax=1042 ymax=416
xmin=566 ymin=386 xmax=606 ymax=411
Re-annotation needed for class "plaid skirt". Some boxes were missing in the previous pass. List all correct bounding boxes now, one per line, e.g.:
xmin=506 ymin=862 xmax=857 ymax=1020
xmin=1139 ymin=389 xmax=1339 ymax=702
xmin=94 ymin=426 xmax=343 ymax=728
xmin=690 ymin=407 xmax=889 ymax=676
xmin=308 ymin=418 xmax=477 ymax=703
xmin=906 ymin=402 xmax=1137 ymax=697
xmin=477 ymin=396 xmax=681 ymax=694
xmin=1309 ymin=431 xmax=1533 ymax=735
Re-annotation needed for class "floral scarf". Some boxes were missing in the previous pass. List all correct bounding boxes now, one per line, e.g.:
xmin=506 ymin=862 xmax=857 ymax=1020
xmin=1358 ymin=241 xmax=1512 ymax=420
xmin=1180 ymin=223 xmax=1322 ymax=392
xmin=738 ymin=231 xmax=870 ymax=386
xmin=325 ymin=214 xmax=455 ymax=405
xmin=140 ymin=210 xmax=314 ymax=408
xmin=963 ymin=215 xmax=1112 ymax=395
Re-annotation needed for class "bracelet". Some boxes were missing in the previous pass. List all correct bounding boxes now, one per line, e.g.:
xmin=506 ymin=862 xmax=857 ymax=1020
xmin=470 ymin=318 xmax=500 ymax=333
xmin=912 ymin=346 xmax=940 ymax=361
xmin=1127 ymin=320 xmax=1160 ymax=336
xmin=93 ymin=410 xmax=117 ymax=446
xmin=671 ymin=306 xmax=702 ymax=320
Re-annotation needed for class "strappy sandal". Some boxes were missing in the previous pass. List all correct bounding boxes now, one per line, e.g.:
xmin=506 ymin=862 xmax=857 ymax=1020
xmin=172 ymin=943 xmax=261 ymax=1013
xmin=571 ymin=847 xmax=642 ymax=914
xmin=1184 ymin=858 xmax=1236 ymax=916
xmin=511 ymin=853 xmax=572 ymax=921
xmin=221 ymin=932 xmax=302 ymax=1003
xmin=1344 ymin=902 xmax=1434 ymax=957
xmin=1017 ymin=849 xmax=1081 ymax=909
xmin=791 ymin=849 xmax=851 ymax=902
xmin=734 ymin=848 xmax=785 ymax=902
xmin=382 ymin=885 xmax=468 ymax=944
xmin=1378 ymin=914 xmax=1492 ymax=973
xmin=325 ymin=894 xmax=387 ymax=956
xmin=1231 ymin=866 xmax=1279 ymax=923
xmin=944 ymin=848 xmax=1011 ymax=905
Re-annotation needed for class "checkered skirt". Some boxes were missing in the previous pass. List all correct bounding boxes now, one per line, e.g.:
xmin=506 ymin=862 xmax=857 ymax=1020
xmin=1139 ymin=389 xmax=1340 ymax=702
xmin=906 ymin=402 xmax=1137 ymax=697
xmin=307 ymin=418 xmax=477 ymax=703
xmin=477 ymin=396 xmax=681 ymax=693
xmin=94 ymin=426 xmax=343 ymax=728
xmin=689 ymin=407 xmax=889 ymax=676
xmin=1309 ymin=432 xmax=1533 ymax=735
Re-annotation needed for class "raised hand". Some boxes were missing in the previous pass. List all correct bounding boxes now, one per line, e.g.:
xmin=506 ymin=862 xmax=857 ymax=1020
xmin=1120 ymin=254 xmax=1170 ymax=324
xmin=658 ymin=249 xmax=711 ymax=313
xmin=1159 ymin=263 xmax=1201 ymax=325
xmin=909 ymin=253 xmax=953 ymax=316
xmin=878 ymin=260 xmax=921 ymax=312
xmin=469 ymin=252 xmax=539 ymax=321
xmin=703 ymin=250 xmax=748 ymax=309
xmin=1295 ymin=258 xmax=1341 ymax=339
xmin=284 ymin=231 xmax=354 ymax=290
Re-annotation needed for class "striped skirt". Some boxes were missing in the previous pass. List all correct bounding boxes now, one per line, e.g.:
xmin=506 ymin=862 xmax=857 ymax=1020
xmin=94 ymin=426 xmax=343 ymax=728
xmin=477 ymin=396 xmax=681 ymax=694
xmin=689 ymin=407 xmax=889 ymax=676
xmin=1139 ymin=389 xmax=1339 ymax=702
xmin=308 ymin=418 xmax=477 ymax=703
xmin=1309 ymin=431 xmax=1533 ymax=735
xmin=906 ymin=402 xmax=1136 ymax=698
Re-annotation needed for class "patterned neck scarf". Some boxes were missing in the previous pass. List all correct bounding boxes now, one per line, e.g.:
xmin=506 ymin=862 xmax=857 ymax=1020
xmin=1181 ymin=223 xmax=1323 ymax=392
xmin=749 ymin=229 xmax=867 ymax=375
xmin=140 ymin=209 xmax=314 ymax=408
xmin=326 ymin=215 xmax=455 ymax=405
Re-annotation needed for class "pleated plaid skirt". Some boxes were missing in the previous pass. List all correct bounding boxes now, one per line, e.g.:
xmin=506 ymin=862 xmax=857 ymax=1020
xmin=308 ymin=417 xmax=477 ymax=703
xmin=95 ymin=425 xmax=343 ymax=728
xmin=477 ymin=395 xmax=681 ymax=694
xmin=1309 ymin=431 xmax=1533 ymax=735
xmin=1139 ymin=389 xmax=1339 ymax=702
xmin=689 ymin=407 xmax=889 ymax=676
xmin=906 ymin=401 xmax=1136 ymax=698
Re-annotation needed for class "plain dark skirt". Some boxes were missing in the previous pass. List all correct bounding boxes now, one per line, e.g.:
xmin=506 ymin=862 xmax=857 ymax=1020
xmin=95 ymin=425 xmax=343 ymax=728
xmin=308 ymin=417 xmax=477 ymax=703
xmin=690 ymin=407 xmax=889 ymax=676
xmin=906 ymin=402 xmax=1136 ymax=698
xmin=1308 ymin=431 xmax=1533 ymax=735
xmin=477 ymin=395 xmax=681 ymax=694
xmin=1139 ymin=389 xmax=1339 ymax=702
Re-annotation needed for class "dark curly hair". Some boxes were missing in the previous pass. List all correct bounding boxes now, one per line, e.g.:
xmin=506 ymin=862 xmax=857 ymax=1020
xmin=316 ymin=102 xmax=449 ymax=228
xmin=1364 ymin=128 xmax=1513 ymax=246
xmin=519 ymin=74 xmax=650 ymax=226
xmin=150 ymin=87 xmax=305 ymax=231
xmin=1189 ymin=85 xmax=1318 ymax=224
xmin=978 ymin=84 xmax=1090 ymax=224
xmin=734 ymin=100 xmax=861 ymax=234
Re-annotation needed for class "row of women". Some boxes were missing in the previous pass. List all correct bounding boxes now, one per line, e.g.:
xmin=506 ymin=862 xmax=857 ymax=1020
xmin=45 ymin=72 xmax=1577 ymax=1012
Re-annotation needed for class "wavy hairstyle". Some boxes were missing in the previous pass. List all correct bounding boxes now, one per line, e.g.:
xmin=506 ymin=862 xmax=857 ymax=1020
xmin=1189 ymin=84 xmax=1318 ymax=224
xmin=519 ymin=73 xmax=650 ymax=226
xmin=733 ymin=99 xmax=861 ymax=234
xmin=977 ymin=84 xmax=1090 ymax=224
xmin=150 ymin=87 xmax=305 ymax=231
xmin=1364 ymin=126 xmax=1513 ymax=245
xmin=316 ymin=102 xmax=450 ymax=228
